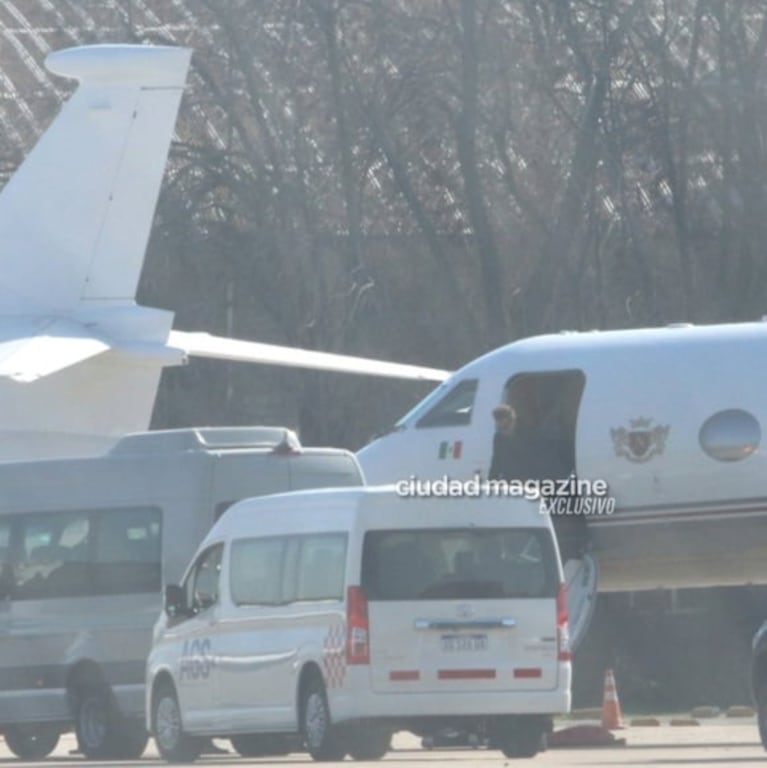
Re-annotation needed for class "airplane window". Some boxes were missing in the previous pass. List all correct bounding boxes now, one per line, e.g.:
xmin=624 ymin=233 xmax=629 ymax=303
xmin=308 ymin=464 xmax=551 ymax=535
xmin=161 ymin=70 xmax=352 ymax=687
xmin=393 ymin=382 xmax=450 ymax=428
xmin=699 ymin=409 xmax=761 ymax=461
xmin=415 ymin=379 xmax=479 ymax=428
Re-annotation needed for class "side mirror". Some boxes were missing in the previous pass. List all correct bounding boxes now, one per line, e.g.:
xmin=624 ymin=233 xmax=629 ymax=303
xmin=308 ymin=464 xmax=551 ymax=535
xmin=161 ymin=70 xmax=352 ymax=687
xmin=164 ymin=584 xmax=187 ymax=618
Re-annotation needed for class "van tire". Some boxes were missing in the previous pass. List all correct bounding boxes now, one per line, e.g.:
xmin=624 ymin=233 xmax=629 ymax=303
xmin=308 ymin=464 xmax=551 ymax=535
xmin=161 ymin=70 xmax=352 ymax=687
xmin=756 ymin=679 xmax=767 ymax=748
xmin=75 ymin=686 xmax=118 ymax=759
xmin=73 ymin=682 xmax=147 ymax=760
xmin=113 ymin=718 xmax=149 ymax=759
xmin=152 ymin=684 xmax=202 ymax=763
xmin=300 ymin=679 xmax=346 ymax=761
xmin=346 ymin=726 xmax=391 ymax=760
xmin=496 ymin=717 xmax=544 ymax=759
xmin=4 ymin=724 xmax=60 ymax=760
xmin=230 ymin=734 xmax=290 ymax=757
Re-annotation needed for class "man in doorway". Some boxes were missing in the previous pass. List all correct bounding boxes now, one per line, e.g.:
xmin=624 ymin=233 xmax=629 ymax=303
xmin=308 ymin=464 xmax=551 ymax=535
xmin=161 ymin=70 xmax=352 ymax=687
xmin=488 ymin=404 xmax=517 ymax=481
xmin=488 ymin=396 xmax=585 ymax=560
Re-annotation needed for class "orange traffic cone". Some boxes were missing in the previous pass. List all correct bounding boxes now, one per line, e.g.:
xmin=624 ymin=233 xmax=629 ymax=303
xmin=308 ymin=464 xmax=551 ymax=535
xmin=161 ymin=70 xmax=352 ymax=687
xmin=601 ymin=669 xmax=625 ymax=730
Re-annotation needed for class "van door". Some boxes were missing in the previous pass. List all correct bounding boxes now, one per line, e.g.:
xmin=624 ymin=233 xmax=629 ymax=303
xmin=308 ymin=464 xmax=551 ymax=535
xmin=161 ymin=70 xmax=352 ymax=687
xmin=5 ymin=511 xmax=92 ymax=723
xmin=173 ymin=544 xmax=223 ymax=731
xmin=218 ymin=532 xmax=347 ymax=731
xmin=216 ymin=534 xmax=294 ymax=730
xmin=362 ymin=527 xmax=561 ymax=693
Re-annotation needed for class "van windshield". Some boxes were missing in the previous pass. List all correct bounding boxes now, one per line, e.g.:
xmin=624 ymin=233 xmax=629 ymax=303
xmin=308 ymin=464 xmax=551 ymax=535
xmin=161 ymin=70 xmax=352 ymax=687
xmin=361 ymin=528 xmax=558 ymax=601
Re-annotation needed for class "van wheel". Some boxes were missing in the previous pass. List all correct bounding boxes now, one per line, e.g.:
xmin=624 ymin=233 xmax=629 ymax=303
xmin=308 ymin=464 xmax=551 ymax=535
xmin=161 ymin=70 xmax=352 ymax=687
xmin=496 ymin=717 xmax=544 ymax=759
xmin=756 ymin=680 xmax=767 ymax=748
xmin=347 ymin=726 xmax=391 ymax=760
xmin=113 ymin=718 xmax=149 ymax=759
xmin=300 ymin=679 xmax=346 ymax=761
xmin=75 ymin=686 xmax=117 ymax=758
xmin=153 ymin=684 xmax=202 ymax=763
xmin=231 ymin=734 xmax=290 ymax=757
xmin=4 ymin=724 xmax=60 ymax=760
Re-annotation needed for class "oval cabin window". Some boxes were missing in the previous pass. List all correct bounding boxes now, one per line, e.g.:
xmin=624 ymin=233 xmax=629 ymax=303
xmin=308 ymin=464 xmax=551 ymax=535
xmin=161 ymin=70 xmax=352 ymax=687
xmin=699 ymin=409 xmax=761 ymax=462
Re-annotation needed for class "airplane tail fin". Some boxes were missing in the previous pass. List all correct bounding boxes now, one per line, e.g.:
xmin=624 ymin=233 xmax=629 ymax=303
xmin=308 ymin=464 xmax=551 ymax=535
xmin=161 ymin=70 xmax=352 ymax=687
xmin=0 ymin=45 xmax=191 ymax=313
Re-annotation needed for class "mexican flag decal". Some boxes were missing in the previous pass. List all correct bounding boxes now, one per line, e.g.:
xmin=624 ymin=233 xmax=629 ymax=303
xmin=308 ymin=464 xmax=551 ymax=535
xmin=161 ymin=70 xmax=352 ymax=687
xmin=438 ymin=440 xmax=463 ymax=460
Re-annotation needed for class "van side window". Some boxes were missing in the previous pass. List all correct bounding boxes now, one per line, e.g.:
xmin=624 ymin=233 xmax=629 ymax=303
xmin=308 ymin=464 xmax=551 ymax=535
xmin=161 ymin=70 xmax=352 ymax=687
xmin=0 ymin=518 xmax=12 ymax=598
xmin=362 ymin=528 xmax=558 ymax=600
xmin=230 ymin=538 xmax=285 ymax=606
xmin=295 ymin=534 xmax=346 ymax=601
xmin=230 ymin=533 xmax=348 ymax=606
xmin=93 ymin=507 xmax=161 ymax=594
xmin=2 ymin=506 xmax=161 ymax=601
xmin=185 ymin=544 xmax=223 ymax=614
xmin=14 ymin=512 xmax=90 ymax=599
xmin=416 ymin=379 xmax=479 ymax=428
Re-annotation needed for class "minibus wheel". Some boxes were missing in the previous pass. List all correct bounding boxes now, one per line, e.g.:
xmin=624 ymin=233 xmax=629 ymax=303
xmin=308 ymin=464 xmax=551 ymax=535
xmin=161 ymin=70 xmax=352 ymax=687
xmin=300 ymin=679 xmax=346 ymax=761
xmin=152 ymin=683 xmax=202 ymax=763
xmin=75 ymin=686 xmax=115 ymax=758
xmin=756 ymin=679 xmax=767 ymax=749
xmin=3 ymin=724 xmax=60 ymax=760
xmin=73 ymin=685 xmax=147 ymax=759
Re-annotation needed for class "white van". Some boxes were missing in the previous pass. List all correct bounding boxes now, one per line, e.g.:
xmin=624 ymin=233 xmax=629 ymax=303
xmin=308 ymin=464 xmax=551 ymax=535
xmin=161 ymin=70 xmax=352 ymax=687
xmin=146 ymin=486 xmax=571 ymax=761
xmin=0 ymin=427 xmax=362 ymax=760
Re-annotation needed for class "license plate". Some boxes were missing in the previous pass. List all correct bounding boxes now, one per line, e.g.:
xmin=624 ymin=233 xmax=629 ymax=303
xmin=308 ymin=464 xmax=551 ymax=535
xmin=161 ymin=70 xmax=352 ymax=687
xmin=440 ymin=633 xmax=488 ymax=652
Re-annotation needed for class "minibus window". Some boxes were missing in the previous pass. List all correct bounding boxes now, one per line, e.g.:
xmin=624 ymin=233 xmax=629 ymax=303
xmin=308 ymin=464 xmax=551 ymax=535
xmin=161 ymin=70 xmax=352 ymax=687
xmin=6 ymin=506 xmax=161 ymax=600
xmin=362 ymin=528 xmax=558 ymax=600
xmin=93 ymin=507 xmax=161 ymax=594
xmin=14 ymin=512 xmax=90 ymax=599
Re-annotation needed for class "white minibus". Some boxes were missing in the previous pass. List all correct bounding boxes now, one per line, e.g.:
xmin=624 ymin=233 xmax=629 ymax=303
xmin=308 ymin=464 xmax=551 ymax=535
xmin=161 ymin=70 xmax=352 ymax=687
xmin=0 ymin=427 xmax=362 ymax=759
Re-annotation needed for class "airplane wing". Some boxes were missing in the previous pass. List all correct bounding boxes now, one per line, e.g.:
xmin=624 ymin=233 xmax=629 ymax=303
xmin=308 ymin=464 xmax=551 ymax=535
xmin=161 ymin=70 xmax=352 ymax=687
xmin=0 ymin=318 xmax=109 ymax=382
xmin=169 ymin=331 xmax=451 ymax=382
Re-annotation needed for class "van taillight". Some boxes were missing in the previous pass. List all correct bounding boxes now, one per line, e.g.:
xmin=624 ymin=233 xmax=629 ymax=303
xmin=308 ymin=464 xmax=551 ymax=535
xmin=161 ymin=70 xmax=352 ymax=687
xmin=346 ymin=586 xmax=370 ymax=665
xmin=556 ymin=582 xmax=572 ymax=662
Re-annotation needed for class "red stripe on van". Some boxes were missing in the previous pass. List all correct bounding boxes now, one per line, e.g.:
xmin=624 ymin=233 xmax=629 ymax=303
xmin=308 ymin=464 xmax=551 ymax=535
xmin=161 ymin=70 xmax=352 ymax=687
xmin=438 ymin=669 xmax=496 ymax=680
xmin=389 ymin=670 xmax=420 ymax=681
xmin=514 ymin=668 xmax=542 ymax=679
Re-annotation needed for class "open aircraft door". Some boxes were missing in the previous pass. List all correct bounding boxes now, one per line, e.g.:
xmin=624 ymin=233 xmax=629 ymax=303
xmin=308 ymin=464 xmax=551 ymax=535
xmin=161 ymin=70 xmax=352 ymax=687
xmin=564 ymin=554 xmax=598 ymax=651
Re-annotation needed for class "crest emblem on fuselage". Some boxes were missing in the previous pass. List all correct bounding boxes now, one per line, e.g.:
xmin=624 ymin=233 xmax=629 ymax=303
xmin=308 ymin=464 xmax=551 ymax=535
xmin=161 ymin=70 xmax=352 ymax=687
xmin=611 ymin=417 xmax=670 ymax=463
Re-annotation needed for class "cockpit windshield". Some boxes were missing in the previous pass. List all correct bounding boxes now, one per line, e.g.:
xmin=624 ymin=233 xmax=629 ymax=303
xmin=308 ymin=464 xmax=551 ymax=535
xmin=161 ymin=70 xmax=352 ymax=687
xmin=393 ymin=379 xmax=479 ymax=430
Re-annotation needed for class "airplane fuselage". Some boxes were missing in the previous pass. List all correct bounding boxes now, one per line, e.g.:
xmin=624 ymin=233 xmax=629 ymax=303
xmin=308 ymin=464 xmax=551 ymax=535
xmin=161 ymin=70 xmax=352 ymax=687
xmin=357 ymin=322 xmax=767 ymax=591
